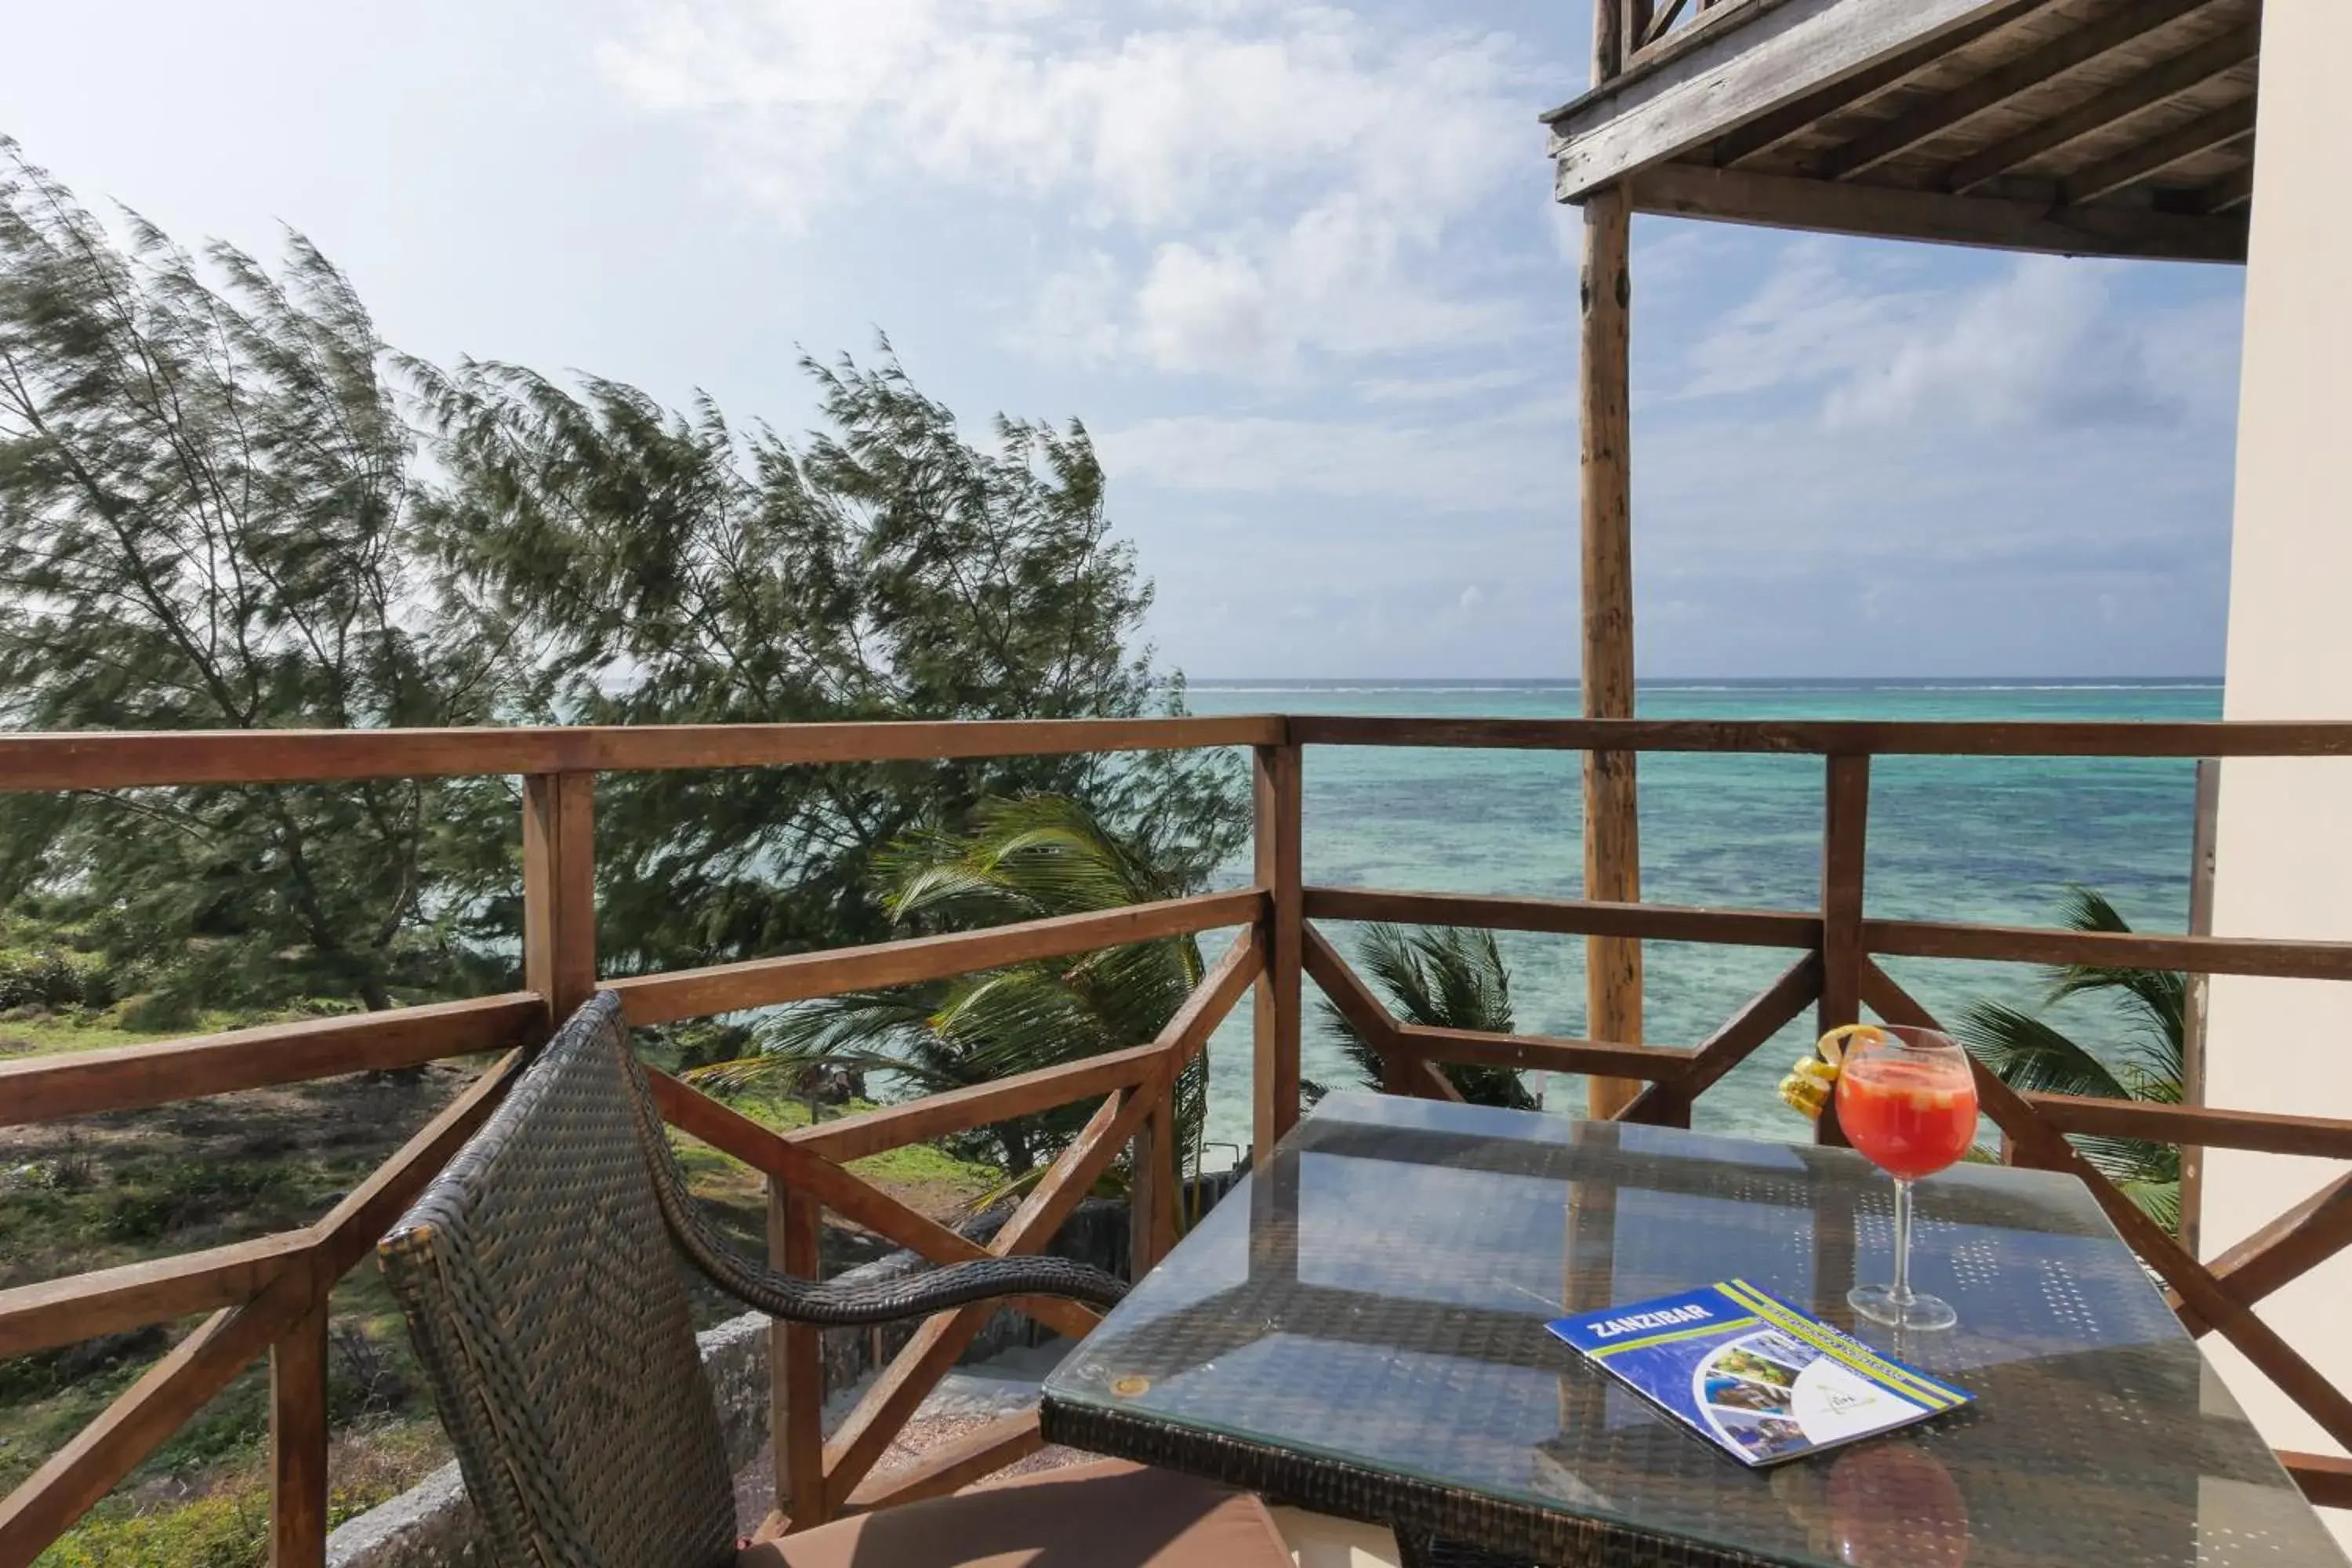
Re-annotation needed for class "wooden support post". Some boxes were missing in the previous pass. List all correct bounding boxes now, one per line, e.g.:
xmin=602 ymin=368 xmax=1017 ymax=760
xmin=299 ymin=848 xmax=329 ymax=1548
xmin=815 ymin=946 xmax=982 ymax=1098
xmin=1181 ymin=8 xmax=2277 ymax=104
xmin=1254 ymin=742 xmax=1303 ymax=1159
xmin=1581 ymin=175 xmax=1642 ymax=1119
xmin=522 ymin=771 xmax=597 ymax=1025
xmin=2180 ymin=757 xmax=2220 ymax=1254
xmin=269 ymin=1298 xmax=328 ymax=1568
xmin=1131 ymin=1089 xmax=1178 ymax=1277
xmin=1581 ymin=0 xmax=1642 ymax=1122
xmin=1817 ymin=756 xmax=1871 ymax=1147
xmin=771 ymin=1182 xmax=827 ymax=1533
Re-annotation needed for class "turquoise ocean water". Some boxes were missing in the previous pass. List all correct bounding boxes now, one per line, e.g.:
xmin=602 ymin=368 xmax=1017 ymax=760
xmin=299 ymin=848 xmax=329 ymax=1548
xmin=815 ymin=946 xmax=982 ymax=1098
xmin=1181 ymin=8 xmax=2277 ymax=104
xmin=1183 ymin=680 xmax=2221 ymax=1160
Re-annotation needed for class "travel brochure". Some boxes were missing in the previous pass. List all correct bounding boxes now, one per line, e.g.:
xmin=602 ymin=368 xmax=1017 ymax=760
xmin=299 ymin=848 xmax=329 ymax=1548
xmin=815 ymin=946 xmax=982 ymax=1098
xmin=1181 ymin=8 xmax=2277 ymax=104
xmin=1548 ymin=1280 xmax=1973 ymax=1468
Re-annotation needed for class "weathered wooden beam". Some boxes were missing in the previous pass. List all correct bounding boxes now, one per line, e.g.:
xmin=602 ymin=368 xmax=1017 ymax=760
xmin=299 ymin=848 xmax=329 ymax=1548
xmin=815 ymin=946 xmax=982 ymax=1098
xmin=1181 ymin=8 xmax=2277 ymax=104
xmin=0 ymin=717 xmax=1287 ymax=792
xmin=1548 ymin=0 xmax=2032 ymax=201
xmin=2194 ymin=162 xmax=2256 ymax=212
xmin=1581 ymin=169 xmax=1642 ymax=1120
xmin=646 ymin=1070 xmax=1102 ymax=1339
xmin=1943 ymin=22 xmax=2259 ymax=193
xmin=2283 ymin=1451 xmax=2352 ymax=1512
xmin=1864 ymin=916 xmax=2352 ymax=982
xmin=1304 ymin=885 xmax=1819 ymax=948
xmin=1394 ymin=1025 xmax=1696 ymax=1081
xmin=2060 ymin=97 xmax=2256 ymax=204
xmin=1288 ymin=716 xmax=2352 ymax=756
xmin=1711 ymin=0 xmax=2052 ymax=168
xmin=608 ymin=889 xmax=1264 ymax=1028
xmin=1254 ymin=742 xmax=1304 ymax=1155
xmin=1618 ymin=953 xmax=1822 ymax=1125
xmin=1632 ymin=162 xmax=2249 ymax=262
xmin=0 ymin=1233 xmax=311 ymax=1360
xmin=1808 ymin=0 xmax=2216 ymax=182
xmin=0 ymin=993 xmax=542 ymax=1127
xmin=2174 ymin=1171 xmax=2352 ymax=1335
xmin=2025 ymin=1095 xmax=2352 ymax=1160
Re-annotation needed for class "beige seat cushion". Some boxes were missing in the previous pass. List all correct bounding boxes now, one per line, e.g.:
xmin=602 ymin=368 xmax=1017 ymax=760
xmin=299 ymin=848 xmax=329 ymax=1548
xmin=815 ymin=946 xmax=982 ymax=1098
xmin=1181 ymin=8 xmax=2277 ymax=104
xmin=739 ymin=1457 xmax=1294 ymax=1567
xmin=1269 ymin=1505 xmax=1403 ymax=1567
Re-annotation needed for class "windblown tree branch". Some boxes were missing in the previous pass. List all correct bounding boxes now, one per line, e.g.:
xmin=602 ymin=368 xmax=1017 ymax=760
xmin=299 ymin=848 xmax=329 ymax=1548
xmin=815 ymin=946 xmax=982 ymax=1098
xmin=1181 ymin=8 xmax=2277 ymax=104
xmin=0 ymin=138 xmax=511 ymax=1018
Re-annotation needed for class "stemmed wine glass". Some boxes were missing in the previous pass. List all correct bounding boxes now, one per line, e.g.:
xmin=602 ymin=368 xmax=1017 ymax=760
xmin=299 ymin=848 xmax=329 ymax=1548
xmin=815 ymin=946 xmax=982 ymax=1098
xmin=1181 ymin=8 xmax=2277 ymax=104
xmin=1831 ymin=1025 xmax=1980 ymax=1331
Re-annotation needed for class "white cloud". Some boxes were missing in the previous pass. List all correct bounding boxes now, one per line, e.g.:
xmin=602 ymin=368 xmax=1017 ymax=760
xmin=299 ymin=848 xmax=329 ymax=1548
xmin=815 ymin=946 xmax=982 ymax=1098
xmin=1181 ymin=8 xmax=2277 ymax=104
xmin=1672 ymin=241 xmax=2241 ymax=434
xmin=1097 ymin=405 xmax=1570 ymax=512
xmin=600 ymin=0 xmax=1555 ymax=376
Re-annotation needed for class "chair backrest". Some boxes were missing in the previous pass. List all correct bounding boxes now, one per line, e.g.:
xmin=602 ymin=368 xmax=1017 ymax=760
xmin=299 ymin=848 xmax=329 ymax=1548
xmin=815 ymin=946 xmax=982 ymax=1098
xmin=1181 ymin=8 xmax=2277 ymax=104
xmin=379 ymin=992 xmax=737 ymax=1568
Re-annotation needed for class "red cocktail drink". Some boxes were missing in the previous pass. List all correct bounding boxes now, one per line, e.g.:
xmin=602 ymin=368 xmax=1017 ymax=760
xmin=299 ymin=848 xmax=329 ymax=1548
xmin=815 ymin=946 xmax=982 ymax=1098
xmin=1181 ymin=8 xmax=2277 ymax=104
xmin=1829 ymin=1025 xmax=1978 ymax=1331
xmin=1838 ymin=1059 xmax=1978 ymax=1181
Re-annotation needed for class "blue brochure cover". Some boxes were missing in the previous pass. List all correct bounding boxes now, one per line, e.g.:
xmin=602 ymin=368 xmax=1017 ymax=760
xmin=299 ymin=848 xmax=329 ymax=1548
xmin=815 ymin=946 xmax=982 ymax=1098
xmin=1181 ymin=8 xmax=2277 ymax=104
xmin=1548 ymin=1279 xmax=1973 ymax=1467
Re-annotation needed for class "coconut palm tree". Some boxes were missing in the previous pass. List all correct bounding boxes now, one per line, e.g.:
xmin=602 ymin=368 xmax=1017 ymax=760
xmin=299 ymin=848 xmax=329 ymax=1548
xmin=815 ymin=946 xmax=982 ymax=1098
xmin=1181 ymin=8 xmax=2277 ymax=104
xmin=692 ymin=794 xmax=1214 ymax=1184
xmin=1954 ymin=887 xmax=2183 ymax=1231
xmin=1316 ymin=924 xmax=1538 ymax=1109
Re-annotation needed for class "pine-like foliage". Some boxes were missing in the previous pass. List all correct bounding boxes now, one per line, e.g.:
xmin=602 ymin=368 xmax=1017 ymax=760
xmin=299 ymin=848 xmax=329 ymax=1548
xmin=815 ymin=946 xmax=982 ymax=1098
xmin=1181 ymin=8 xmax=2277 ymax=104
xmin=0 ymin=141 xmax=1242 ymax=1018
xmin=0 ymin=139 xmax=513 ymax=1017
xmin=407 ymin=347 xmax=1243 ymax=979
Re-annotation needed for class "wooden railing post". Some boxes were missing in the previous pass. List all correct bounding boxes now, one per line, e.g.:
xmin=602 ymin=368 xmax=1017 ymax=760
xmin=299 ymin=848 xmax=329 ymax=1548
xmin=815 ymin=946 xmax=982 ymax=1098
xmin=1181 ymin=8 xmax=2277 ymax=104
xmin=269 ymin=1297 xmax=329 ymax=1568
xmin=1817 ymin=755 xmax=1871 ymax=1146
xmin=1131 ymin=1087 xmax=1179 ymax=1276
xmin=522 ymin=771 xmax=597 ymax=1025
xmin=771 ymin=1181 xmax=827 ymax=1532
xmin=1254 ymin=741 xmax=1303 ymax=1158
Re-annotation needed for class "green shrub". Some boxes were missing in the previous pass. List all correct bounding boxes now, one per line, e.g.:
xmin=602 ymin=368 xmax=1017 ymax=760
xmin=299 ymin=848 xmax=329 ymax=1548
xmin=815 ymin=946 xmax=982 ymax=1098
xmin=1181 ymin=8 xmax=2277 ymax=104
xmin=0 ymin=946 xmax=117 ymax=1011
xmin=100 ymin=1163 xmax=298 ymax=1243
xmin=35 ymin=1486 xmax=387 ymax=1568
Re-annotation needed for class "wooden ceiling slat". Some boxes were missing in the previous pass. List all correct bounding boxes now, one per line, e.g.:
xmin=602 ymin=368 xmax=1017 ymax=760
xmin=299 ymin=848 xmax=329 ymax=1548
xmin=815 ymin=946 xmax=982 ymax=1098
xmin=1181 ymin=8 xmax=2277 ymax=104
xmin=1943 ymin=22 xmax=2258 ymax=191
xmin=2060 ymin=96 xmax=2256 ymax=202
xmin=2194 ymin=162 xmax=2257 ymax=212
xmin=1710 ymin=0 xmax=2056 ymax=169
xmin=1806 ymin=0 xmax=2222 ymax=182
xmin=1637 ymin=161 xmax=2248 ymax=260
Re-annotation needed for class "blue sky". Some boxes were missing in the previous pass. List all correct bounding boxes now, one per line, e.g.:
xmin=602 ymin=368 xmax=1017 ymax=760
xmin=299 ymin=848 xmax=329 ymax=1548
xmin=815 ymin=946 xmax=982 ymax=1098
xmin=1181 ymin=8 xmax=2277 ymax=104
xmin=13 ymin=0 xmax=2246 ymax=679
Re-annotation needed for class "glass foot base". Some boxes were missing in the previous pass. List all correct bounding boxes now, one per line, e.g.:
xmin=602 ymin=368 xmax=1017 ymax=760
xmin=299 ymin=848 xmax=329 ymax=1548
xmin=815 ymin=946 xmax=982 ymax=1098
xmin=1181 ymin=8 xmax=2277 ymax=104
xmin=1849 ymin=1283 xmax=1957 ymax=1331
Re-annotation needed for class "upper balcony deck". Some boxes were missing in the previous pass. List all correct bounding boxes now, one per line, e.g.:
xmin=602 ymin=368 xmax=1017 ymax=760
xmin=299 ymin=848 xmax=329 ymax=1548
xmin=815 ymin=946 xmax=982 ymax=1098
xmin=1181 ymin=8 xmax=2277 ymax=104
xmin=1545 ymin=0 xmax=2259 ymax=263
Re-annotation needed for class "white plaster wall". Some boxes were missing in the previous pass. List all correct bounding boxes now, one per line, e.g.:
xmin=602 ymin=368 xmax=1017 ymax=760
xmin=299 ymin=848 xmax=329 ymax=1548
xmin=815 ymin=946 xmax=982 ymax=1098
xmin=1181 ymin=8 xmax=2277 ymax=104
xmin=2200 ymin=0 xmax=2352 ymax=1532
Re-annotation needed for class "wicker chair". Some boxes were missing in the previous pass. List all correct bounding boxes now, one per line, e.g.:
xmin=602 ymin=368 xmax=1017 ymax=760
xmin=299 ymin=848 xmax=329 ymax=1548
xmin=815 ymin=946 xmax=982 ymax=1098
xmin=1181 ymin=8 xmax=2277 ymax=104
xmin=379 ymin=991 xmax=1294 ymax=1568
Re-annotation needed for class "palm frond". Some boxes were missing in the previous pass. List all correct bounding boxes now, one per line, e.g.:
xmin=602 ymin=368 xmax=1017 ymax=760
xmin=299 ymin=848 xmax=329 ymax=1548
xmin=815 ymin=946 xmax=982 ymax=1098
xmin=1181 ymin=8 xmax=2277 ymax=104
xmin=1319 ymin=924 xmax=1534 ymax=1109
xmin=1955 ymin=1000 xmax=2133 ymax=1101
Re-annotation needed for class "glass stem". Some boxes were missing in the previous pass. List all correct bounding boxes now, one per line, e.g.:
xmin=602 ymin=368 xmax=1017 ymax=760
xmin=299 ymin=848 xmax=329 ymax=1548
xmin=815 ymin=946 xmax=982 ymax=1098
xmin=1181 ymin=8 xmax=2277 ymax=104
xmin=1891 ymin=1178 xmax=1916 ymax=1307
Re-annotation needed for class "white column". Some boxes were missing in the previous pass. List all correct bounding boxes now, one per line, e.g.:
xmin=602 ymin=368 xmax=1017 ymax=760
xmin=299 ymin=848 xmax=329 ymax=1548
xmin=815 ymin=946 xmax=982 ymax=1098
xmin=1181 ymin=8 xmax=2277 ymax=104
xmin=2201 ymin=0 xmax=2352 ymax=1527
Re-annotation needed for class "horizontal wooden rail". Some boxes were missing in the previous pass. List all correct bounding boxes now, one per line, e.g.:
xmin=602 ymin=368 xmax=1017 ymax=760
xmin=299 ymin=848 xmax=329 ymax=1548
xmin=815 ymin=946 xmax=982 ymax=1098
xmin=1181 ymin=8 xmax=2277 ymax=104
xmin=1290 ymin=716 xmax=2352 ymax=757
xmin=788 ymin=931 xmax=1262 ymax=1163
xmin=611 ymin=891 xmax=1264 ymax=1028
xmin=2285 ymin=1451 xmax=2352 ymax=1512
xmin=0 ymin=1266 xmax=319 ymax=1562
xmin=1866 ymin=918 xmax=2352 ymax=982
xmin=0 ymin=716 xmax=1286 ymax=793
xmin=1394 ymin=1025 xmax=1696 ymax=1082
xmin=0 ymin=993 xmax=543 ymax=1127
xmin=1304 ymin=887 xmax=1819 ymax=948
xmin=645 ymin=1071 xmax=1101 ymax=1341
xmin=781 ymin=1041 xmax=1171 ymax=1163
xmin=0 ymin=1234 xmax=311 ymax=1360
xmin=2026 ymin=1094 xmax=2352 ymax=1161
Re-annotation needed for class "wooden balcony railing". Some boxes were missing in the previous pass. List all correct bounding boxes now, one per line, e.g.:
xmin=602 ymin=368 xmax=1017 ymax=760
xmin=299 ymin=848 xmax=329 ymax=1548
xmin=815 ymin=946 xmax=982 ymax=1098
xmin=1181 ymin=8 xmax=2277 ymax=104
xmin=3 ymin=713 xmax=2352 ymax=1563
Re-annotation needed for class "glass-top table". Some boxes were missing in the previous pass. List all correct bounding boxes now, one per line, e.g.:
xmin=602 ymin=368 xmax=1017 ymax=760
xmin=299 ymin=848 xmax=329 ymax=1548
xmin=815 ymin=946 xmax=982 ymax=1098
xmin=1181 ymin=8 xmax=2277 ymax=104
xmin=1040 ymin=1094 xmax=2346 ymax=1567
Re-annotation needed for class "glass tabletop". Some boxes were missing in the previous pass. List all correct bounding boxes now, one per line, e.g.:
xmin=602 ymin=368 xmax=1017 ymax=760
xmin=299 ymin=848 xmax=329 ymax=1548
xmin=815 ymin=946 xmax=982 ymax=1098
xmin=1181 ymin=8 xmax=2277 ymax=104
xmin=1042 ymin=1094 xmax=2346 ymax=1567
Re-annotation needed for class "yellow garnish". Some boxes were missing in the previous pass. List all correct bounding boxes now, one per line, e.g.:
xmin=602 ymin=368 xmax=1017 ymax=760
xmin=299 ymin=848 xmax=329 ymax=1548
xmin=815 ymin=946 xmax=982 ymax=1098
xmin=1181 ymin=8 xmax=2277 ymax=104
xmin=1777 ymin=1024 xmax=1884 ymax=1120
